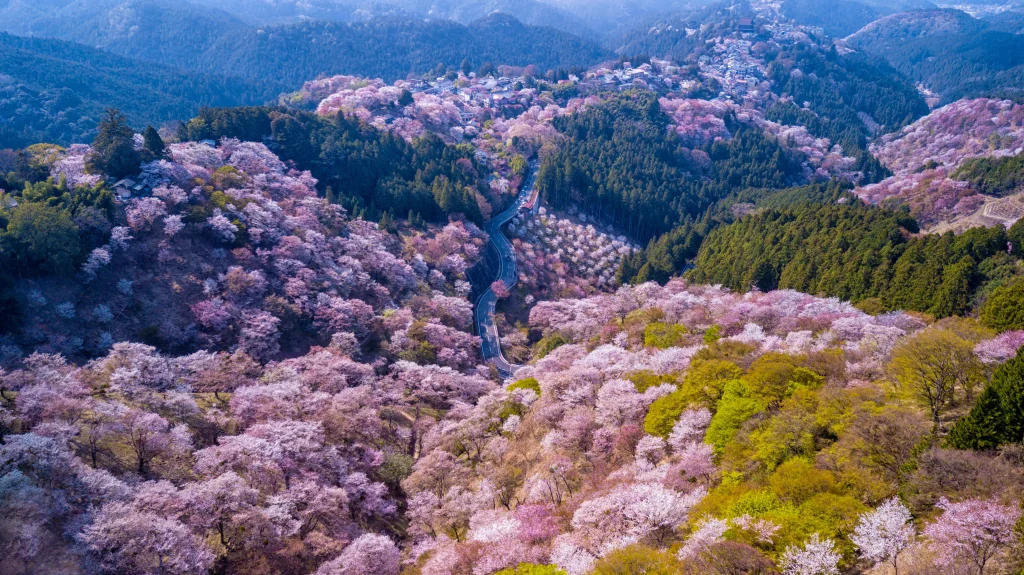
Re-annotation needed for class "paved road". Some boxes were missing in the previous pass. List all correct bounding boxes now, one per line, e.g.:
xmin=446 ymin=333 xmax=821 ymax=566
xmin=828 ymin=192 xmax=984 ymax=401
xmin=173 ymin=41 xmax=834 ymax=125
xmin=475 ymin=166 xmax=538 ymax=377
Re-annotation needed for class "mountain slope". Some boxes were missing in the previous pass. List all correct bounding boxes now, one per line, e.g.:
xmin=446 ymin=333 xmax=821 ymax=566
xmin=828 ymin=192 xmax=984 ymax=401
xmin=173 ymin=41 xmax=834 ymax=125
xmin=780 ymin=0 xmax=938 ymax=38
xmin=199 ymin=14 xmax=610 ymax=89
xmin=373 ymin=0 xmax=595 ymax=36
xmin=0 ymin=2 xmax=610 ymax=93
xmin=0 ymin=32 xmax=262 ymax=147
xmin=781 ymin=0 xmax=891 ymax=38
xmin=846 ymin=9 xmax=1024 ymax=102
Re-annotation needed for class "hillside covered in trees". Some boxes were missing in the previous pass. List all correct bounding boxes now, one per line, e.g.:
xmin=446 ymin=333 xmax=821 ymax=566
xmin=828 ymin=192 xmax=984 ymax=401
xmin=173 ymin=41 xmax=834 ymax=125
xmin=688 ymin=203 xmax=1021 ymax=318
xmin=0 ymin=2 xmax=610 ymax=96
xmin=536 ymin=92 xmax=805 ymax=244
xmin=846 ymin=9 xmax=1024 ymax=103
xmin=0 ymin=33 xmax=263 ymax=148
xmin=183 ymin=106 xmax=489 ymax=224
xmin=7 ymin=2 xmax=1024 ymax=575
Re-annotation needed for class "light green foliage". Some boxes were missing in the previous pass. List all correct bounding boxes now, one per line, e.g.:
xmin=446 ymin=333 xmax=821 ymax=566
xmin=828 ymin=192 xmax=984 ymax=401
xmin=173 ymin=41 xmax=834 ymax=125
xmin=776 ymin=493 xmax=867 ymax=559
xmin=889 ymin=328 xmax=984 ymax=426
xmin=508 ymin=377 xmax=541 ymax=397
xmin=377 ymin=452 xmax=414 ymax=488
xmin=748 ymin=388 xmax=822 ymax=470
xmin=510 ymin=154 xmax=528 ymax=177
xmin=742 ymin=353 xmax=800 ymax=406
xmin=534 ymin=332 xmax=570 ymax=359
xmin=589 ymin=545 xmax=681 ymax=575
xmin=706 ymin=380 xmax=764 ymax=454
xmin=767 ymin=458 xmax=838 ymax=505
xmin=726 ymin=489 xmax=788 ymax=518
xmin=627 ymin=370 xmax=678 ymax=393
xmin=643 ymin=322 xmax=688 ymax=349
xmin=703 ymin=324 xmax=722 ymax=344
xmin=692 ymin=340 xmax=756 ymax=366
xmin=644 ymin=389 xmax=689 ymax=437
xmin=495 ymin=564 xmax=567 ymax=575
xmin=677 ymin=359 xmax=743 ymax=410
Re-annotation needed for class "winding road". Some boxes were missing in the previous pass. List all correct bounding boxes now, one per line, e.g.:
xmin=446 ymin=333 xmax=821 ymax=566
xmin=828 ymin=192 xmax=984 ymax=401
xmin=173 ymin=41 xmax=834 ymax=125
xmin=475 ymin=166 xmax=539 ymax=377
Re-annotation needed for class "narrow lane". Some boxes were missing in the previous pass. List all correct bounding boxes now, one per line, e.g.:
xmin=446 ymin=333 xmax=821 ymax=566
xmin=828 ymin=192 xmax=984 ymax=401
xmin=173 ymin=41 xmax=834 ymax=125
xmin=475 ymin=165 xmax=538 ymax=377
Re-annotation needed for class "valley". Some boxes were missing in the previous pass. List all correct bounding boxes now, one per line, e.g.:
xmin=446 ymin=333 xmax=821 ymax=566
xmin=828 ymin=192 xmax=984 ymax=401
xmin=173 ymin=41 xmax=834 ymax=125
xmin=3 ymin=2 xmax=1024 ymax=575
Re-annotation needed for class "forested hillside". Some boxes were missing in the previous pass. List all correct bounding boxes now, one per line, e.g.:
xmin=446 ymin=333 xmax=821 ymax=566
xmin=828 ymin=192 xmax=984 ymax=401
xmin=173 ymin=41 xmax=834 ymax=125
xmin=8 ymin=3 xmax=1024 ymax=575
xmin=213 ymin=15 xmax=609 ymax=89
xmin=184 ymin=106 xmax=488 ymax=224
xmin=780 ymin=0 xmax=936 ymax=38
xmin=537 ymin=92 xmax=803 ymax=245
xmin=689 ymin=203 xmax=1020 ymax=318
xmin=543 ymin=77 xmax=919 ymax=285
xmin=0 ymin=33 xmax=262 ymax=147
xmin=611 ymin=2 xmax=751 ymax=63
xmin=368 ymin=0 xmax=593 ymax=35
xmin=846 ymin=9 xmax=1024 ymax=103
xmin=764 ymin=44 xmax=929 ymax=179
xmin=781 ymin=0 xmax=890 ymax=38
xmin=0 ymin=2 xmax=609 ymax=94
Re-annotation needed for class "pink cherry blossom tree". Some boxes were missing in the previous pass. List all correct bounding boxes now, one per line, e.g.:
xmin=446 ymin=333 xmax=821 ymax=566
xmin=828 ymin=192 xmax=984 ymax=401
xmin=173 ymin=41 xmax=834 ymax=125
xmin=924 ymin=497 xmax=1021 ymax=575
xmin=850 ymin=497 xmax=915 ymax=575
xmin=315 ymin=533 xmax=400 ymax=575
xmin=79 ymin=501 xmax=215 ymax=575
xmin=780 ymin=534 xmax=841 ymax=575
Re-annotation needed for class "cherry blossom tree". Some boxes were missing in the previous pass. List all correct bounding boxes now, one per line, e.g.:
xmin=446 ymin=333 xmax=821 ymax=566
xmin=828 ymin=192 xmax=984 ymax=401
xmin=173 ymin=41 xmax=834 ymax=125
xmin=492 ymin=280 xmax=511 ymax=299
xmin=82 ymin=247 xmax=112 ymax=279
xmin=113 ymin=409 xmax=191 ymax=477
xmin=780 ymin=534 xmax=841 ymax=575
xmin=850 ymin=497 xmax=915 ymax=575
xmin=80 ymin=502 xmax=215 ymax=575
xmin=126 ymin=198 xmax=167 ymax=231
xmin=678 ymin=518 xmax=729 ymax=560
xmin=923 ymin=497 xmax=1021 ymax=575
xmin=315 ymin=533 xmax=400 ymax=575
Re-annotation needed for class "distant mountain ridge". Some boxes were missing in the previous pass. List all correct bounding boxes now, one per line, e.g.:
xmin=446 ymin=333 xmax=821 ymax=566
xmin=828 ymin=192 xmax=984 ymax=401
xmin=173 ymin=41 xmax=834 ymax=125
xmin=0 ymin=32 xmax=262 ymax=147
xmin=846 ymin=8 xmax=1024 ymax=103
xmin=780 ymin=0 xmax=937 ymax=38
xmin=0 ymin=1 xmax=610 ymax=90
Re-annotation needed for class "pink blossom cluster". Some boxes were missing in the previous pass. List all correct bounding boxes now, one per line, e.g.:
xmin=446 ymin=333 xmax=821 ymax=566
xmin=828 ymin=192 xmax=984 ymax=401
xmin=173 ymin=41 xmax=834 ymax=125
xmin=0 ymin=340 xmax=443 ymax=575
xmin=659 ymin=98 xmax=733 ymax=147
xmin=659 ymin=97 xmax=861 ymax=182
xmin=508 ymin=207 xmax=637 ymax=297
xmin=297 ymin=73 xmax=579 ymax=181
xmin=49 ymin=144 xmax=102 ymax=188
xmin=856 ymin=165 xmax=978 ymax=226
xmin=27 ymin=139 xmax=482 ymax=363
xmin=975 ymin=330 xmax=1024 ymax=364
xmin=871 ymin=99 xmax=1024 ymax=175
xmin=857 ymin=99 xmax=1024 ymax=226
xmin=528 ymin=280 xmax=922 ymax=363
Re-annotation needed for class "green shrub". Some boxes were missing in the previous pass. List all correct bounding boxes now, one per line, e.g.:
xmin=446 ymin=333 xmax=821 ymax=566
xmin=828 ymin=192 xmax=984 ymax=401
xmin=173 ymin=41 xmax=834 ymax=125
xmin=643 ymin=322 xmax=688 ymax=349
xmin=494 ymin=564 xmax=566 ymax=575
xmin=508 ymin=377 xmax=541 ymax=397
xmin=533 ymin=332 xmax=570 ymax=359
xmin=644 ymin=390 xmax=690 ymax=437
xmin=627 ymin=370 xmax=678 ymax=393
xmin=706 ymin=380 xmax=764 ymax=453
xmin=980 ymin=276 xmax=1024 ymax=331
xmin=590 ymin=546 xmax=680 ymax=575
xmin=677 ymin=360 xmax=743 ymax=409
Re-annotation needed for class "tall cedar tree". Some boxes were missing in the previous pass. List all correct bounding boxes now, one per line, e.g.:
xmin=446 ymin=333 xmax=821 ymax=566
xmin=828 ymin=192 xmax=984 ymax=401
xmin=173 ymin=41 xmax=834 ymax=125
xmin=86 ymin=109 xmax=141 ymax=179
xmin=142 ymin=125 xmax=167 ymax=160
xmin=948 ymin=349 xmax=1024 ymax=449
